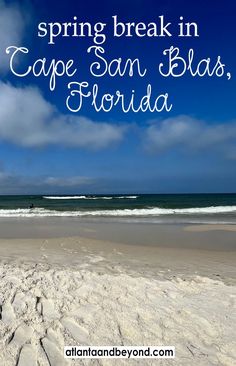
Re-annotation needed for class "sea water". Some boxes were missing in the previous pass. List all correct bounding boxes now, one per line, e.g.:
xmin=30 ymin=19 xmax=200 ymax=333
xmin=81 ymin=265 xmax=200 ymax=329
xmin=0 ymin=193 xmax=236 ymax=224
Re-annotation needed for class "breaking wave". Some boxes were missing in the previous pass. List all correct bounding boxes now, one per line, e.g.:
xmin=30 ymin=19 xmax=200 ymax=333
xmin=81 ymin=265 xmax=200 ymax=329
xmin=43 ymin=195 xmax=138 ymax=200
xmin=0 ymin=205 xmax=236 ymax=217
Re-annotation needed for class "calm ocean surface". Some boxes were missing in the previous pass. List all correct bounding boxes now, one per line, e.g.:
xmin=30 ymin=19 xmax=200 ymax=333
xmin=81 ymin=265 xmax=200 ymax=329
xmin=0 ymin=194 xmax=236 ymax=224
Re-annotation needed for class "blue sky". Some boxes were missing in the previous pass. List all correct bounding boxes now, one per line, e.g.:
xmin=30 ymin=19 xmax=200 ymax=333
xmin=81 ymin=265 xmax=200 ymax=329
xmin=0 ymin=0 xmax=235 ymax=194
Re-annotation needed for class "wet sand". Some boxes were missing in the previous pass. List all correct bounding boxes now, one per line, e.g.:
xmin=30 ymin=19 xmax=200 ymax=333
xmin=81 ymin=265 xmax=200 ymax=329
xmin=0 ymin=217 xmax=235 ymax=250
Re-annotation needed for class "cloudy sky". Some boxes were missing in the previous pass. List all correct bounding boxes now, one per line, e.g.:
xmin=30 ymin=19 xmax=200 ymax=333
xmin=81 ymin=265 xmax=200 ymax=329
xmin=0 ymin=0 xmax=235 ymax=194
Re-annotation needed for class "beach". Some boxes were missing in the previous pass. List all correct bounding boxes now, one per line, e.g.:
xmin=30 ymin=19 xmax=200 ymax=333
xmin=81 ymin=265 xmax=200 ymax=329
xmin=0 ymin=218 xmax=235 ymax=366
xmin=0 ymin=0 xmax=235 ymax=364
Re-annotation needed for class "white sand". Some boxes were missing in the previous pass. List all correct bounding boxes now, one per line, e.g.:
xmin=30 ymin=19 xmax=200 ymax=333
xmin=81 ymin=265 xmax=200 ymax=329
xmin=0 ymin=250 xmax=236 ymax=366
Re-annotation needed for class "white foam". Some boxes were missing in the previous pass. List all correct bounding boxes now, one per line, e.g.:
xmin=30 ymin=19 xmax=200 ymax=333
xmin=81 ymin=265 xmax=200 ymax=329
xmin=91 ymin=197 xmax=113 ymax=200
xmin=0 ymin=206 xmax=236 ymax=218
xmin=43 ymin=195 xmax=138 ymax=200
xmin=117 ymin=196 xmax=138 ymax=199
xmin=87 ymin=196 xmax=138 ymax=200
xmin=43 ymin=196 xmax=86 ymax=199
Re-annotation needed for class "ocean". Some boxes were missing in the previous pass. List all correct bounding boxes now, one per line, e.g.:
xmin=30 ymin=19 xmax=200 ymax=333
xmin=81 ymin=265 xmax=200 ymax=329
xmin=0 ymin=193 xmax=236 ymax=224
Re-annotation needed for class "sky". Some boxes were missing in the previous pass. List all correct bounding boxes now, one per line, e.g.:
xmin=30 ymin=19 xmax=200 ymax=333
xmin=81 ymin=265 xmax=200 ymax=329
xmin=0 ymin=0 xmax=235 ymax=194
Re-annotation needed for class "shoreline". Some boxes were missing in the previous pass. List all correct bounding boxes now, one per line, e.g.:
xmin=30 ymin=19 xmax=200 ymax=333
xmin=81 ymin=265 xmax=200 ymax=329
xmin=0 ymin=219 xmax=235 ymax=283
xmin=0 ymin=218 xmax=235 ymax=250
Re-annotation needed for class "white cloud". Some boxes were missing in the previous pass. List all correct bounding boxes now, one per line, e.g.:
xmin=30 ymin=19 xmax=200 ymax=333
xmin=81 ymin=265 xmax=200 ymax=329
xmin=0 ymin=0 xmax=24 ymax=72
xmin=144 ymin=115 xmax=236 ymax=158
xmin=0 ymin=2 xmax=124 ymax=151
xmin=0 ymin=81 xmax=125 ymax=149
xmin=0 ymin=170 xmax=96 ymax=194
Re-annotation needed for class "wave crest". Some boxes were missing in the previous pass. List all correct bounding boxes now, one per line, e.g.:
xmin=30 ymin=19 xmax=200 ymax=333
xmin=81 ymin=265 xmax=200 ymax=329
xmin=0 ymin=205 xmax=236 ymax=217
xmin=43 ymin=195 xmax=138 ymax=200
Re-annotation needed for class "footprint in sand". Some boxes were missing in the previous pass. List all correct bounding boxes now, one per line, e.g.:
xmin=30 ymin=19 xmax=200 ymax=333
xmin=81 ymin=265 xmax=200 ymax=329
xmin=12 ymin=292 xmax=27 ymax=314
xmin=46 ymin=328 xmax=64 ymax=347
xmin=17 ymin=344 xmax=37 ymax=366
xmin=1 ymin=302 xmax=16 ymax=324
xmin=37 ymin=297 xmax=59 ymax=321
xmin=1 ymin=289 xmax=74 ymax=366
xmin=61 ymin=317 xmax=89 ymax=344
xmin=10 ymin=323 xmax=34 ymax=346
xmin=41 ymin=336 xmax=67 ymax=366
xmin=40 ymin=239 xmax=48 ymax=251
xmin=6 ymin=322 xmax=36 ymax=365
